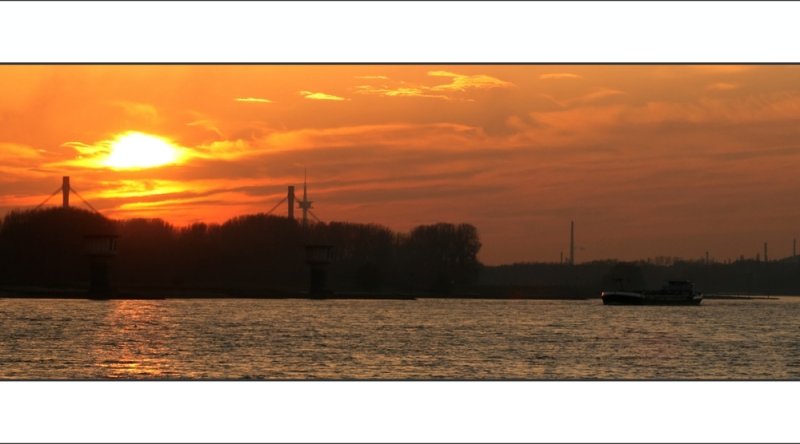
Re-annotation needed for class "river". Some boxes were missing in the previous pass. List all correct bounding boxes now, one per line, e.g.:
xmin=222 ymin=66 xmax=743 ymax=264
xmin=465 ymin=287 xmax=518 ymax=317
xmin=1 ymin=297 xmax=798 ymax=379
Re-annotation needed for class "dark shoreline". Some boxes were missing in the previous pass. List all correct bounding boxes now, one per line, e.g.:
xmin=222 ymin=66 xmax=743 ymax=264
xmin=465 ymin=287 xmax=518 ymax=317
xmin=703 ymin=294 xmax=780 ymax=300
xmin=0 ymin=285 xmax=594 ymax=300
xmin=1 ymin=286 xmax=793 ymax=301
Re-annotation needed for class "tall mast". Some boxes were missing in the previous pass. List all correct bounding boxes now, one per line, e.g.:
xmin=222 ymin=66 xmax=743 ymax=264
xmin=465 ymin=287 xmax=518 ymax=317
xmin=297 ymin=168 xmax=313 ymax=228
xmin=62 ymin=176 xmax=70 ymax=208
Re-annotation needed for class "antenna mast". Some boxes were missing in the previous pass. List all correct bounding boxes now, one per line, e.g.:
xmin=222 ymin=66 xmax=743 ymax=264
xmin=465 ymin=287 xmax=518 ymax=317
xmin=298 ymin=168 xmax=313 ymax=228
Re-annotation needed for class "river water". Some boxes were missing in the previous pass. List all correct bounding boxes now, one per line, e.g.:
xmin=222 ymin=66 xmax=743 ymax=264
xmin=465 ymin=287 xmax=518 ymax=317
xmin=1 ymin=297 xmax=798 ymax=379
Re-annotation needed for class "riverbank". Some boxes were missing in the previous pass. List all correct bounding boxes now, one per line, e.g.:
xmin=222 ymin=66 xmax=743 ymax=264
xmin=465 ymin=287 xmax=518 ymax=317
xmin=3 ymin=285 xmax=792 ymax=301
xmin=0 ymin=284 xmax=596 ymax=300
xmin=0 ymin=285 xmax=414 ymax=300
xmin=704 ymin=294 xmax=782 ymax=300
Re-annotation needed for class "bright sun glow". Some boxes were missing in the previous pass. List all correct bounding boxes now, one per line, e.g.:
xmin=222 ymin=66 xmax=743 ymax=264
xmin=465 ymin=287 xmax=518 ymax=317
xmin=104 ymin=132 xmax=182 ymax=169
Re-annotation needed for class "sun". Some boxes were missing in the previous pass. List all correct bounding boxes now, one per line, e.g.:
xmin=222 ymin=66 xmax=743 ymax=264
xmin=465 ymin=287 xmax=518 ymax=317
xmin=103 ymin=132 xmax=182 ymax=169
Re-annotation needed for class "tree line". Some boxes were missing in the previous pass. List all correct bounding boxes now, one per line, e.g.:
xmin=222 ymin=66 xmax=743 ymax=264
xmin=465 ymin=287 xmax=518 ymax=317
xmin=4 ymin=206 xmax=796 ymax=298
xmin=479 ymin=257 xmax=800 ymax=296
xmin=0 ymin=207 xmax=482 ymax=295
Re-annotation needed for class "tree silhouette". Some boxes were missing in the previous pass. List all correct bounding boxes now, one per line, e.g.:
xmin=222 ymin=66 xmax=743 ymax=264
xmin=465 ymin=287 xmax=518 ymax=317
xmin=0 ymin=208 xmax=484 ymax=296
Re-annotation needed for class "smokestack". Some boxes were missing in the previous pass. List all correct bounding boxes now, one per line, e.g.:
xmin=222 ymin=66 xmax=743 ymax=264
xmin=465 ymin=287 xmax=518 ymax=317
xmin=62 ymin=176 xmax=70 ymax=208
xmin=569 ymin=220 xmax=575 ymax=265
xmin=288 ymin=186 xmax=295 ymax=221
xmin=302 ymin=170 xmax=308 ymax=228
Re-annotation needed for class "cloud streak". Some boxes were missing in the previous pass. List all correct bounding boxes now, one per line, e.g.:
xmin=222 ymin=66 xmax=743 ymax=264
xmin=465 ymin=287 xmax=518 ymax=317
xmin=299 ymin=91 xmax=348 ymax=101
xmin=354 ymin=85 xmax=451 ymax=100
xmin=187 ymin=119 xmax=224 ymax=138
xmin=427 ymin=71 xmax=514 ymax=92
xmin=539 ymin=73 xmax=584 ymax=80
xmin=113 ymin=101 xmax=160 ymax=122
xmin=706 ymin=82 xmax=739 ymax=91
xmin=234 ymin=97 xmax=273 ymax=103
xmin=354 ymin=70 xmax=513 ymax=100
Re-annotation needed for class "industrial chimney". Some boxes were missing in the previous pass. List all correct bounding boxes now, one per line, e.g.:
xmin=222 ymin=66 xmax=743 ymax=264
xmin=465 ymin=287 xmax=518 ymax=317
xmin=569 ymin=220 xmax=575 ymax=265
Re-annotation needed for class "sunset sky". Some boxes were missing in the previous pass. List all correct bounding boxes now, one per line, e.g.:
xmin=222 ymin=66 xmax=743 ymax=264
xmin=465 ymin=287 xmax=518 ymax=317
xmin=1 ymin=64 xmax=799 ymax=264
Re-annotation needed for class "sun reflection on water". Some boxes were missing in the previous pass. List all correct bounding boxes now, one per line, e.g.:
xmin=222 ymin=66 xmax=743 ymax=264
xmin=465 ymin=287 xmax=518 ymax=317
xmin=91 ymin=300 xmax=174 ymax=378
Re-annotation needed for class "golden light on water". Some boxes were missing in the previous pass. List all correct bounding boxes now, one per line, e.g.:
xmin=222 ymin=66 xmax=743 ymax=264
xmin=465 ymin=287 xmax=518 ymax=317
xmin=93 ymin=301 xmax=172 ymax=378
xmin=103 ymin=132 xmax=182 ymax=170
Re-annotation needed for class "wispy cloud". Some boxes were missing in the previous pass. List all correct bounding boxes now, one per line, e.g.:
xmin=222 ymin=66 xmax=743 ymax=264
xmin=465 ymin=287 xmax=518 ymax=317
xmin=539 ymin=73 xmax=584 ymax=80
xmin=572 ymin=88 xmax=625 ymax=104
xmin=706 ymin=82 xmax=739 ymax=91
xmin=113 ymin=101 xmax=159 ymax=122
xmin=190 ymin=139 xmax=258 ymax=161
xmin=515 ymin=91 xmax=800 ymax=150
xmin=427 ymin=71 xmax=514 ymax=92
xmin=187 ymin=119 xmax=224 ymax=138
xmin=0 ymin=143 xmax=47 ymax=180
xmin=354 ymin=71 xmax=513 ymax=100
xmin=262 ymin=122 xmax=486 ymax=153
xmin=540 ymin=88 xmax=626 ymax=108
xmin=690 ymin=65 xmax=755 ymax=74
xmin=0 ymin=142 xmax=43 ymax=161
xmin=355 ymin=75 xmax=389 ymax=80
xmin=96 ymin=179 xmax=186 ymax=199
xmin=354 ymin=85 xmax=451 ymax=100
xmin=59 ymin=140 xmax=110 ymax=162
xmin=234 ymin=97 xmax=273 ymax=103
xmin=299 ymin=91 xmax=348 ymax=101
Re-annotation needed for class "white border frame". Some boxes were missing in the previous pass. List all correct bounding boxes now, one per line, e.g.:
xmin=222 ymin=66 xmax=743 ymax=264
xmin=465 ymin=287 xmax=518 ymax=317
xmin=0 ymin=1 xmax=799 ymax=62
xmin=1 ymin=1 xmax=799 ymax=443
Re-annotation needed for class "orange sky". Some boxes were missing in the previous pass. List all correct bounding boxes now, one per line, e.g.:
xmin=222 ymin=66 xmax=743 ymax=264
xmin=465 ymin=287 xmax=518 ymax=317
xmin=1 ymin=65 xmax=800 ymax=264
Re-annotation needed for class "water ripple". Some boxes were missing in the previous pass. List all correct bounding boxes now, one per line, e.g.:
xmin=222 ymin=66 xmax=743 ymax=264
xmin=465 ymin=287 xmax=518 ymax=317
xmin=1 ymin=298 xmax=799 ymax=379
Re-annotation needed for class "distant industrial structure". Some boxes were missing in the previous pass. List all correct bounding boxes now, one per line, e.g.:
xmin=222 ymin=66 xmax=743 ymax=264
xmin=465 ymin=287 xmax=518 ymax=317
xmin=265 ymin=170 xmax=320 ymax=226
xmin=28 ymin=176 xmax=118 ymax=296
xmin=287 ymin=185 xmax=295 ymax=221
xmin=26 ymin=173 xmax=335 ymax=298
xmin=569 ymin=220 xmax=575 ymax=265
xmin=62 ymin=176 xmax=69 ymax=207
xmin=24 ymin=176 xmax=800 ymax=271
xmin=297 ymin=170 xmax=313 ymax=228
xmin=34 ymin=176 xmax=100 ymax=214
xmin=262 ymin=170 xmax=334 ymax=296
